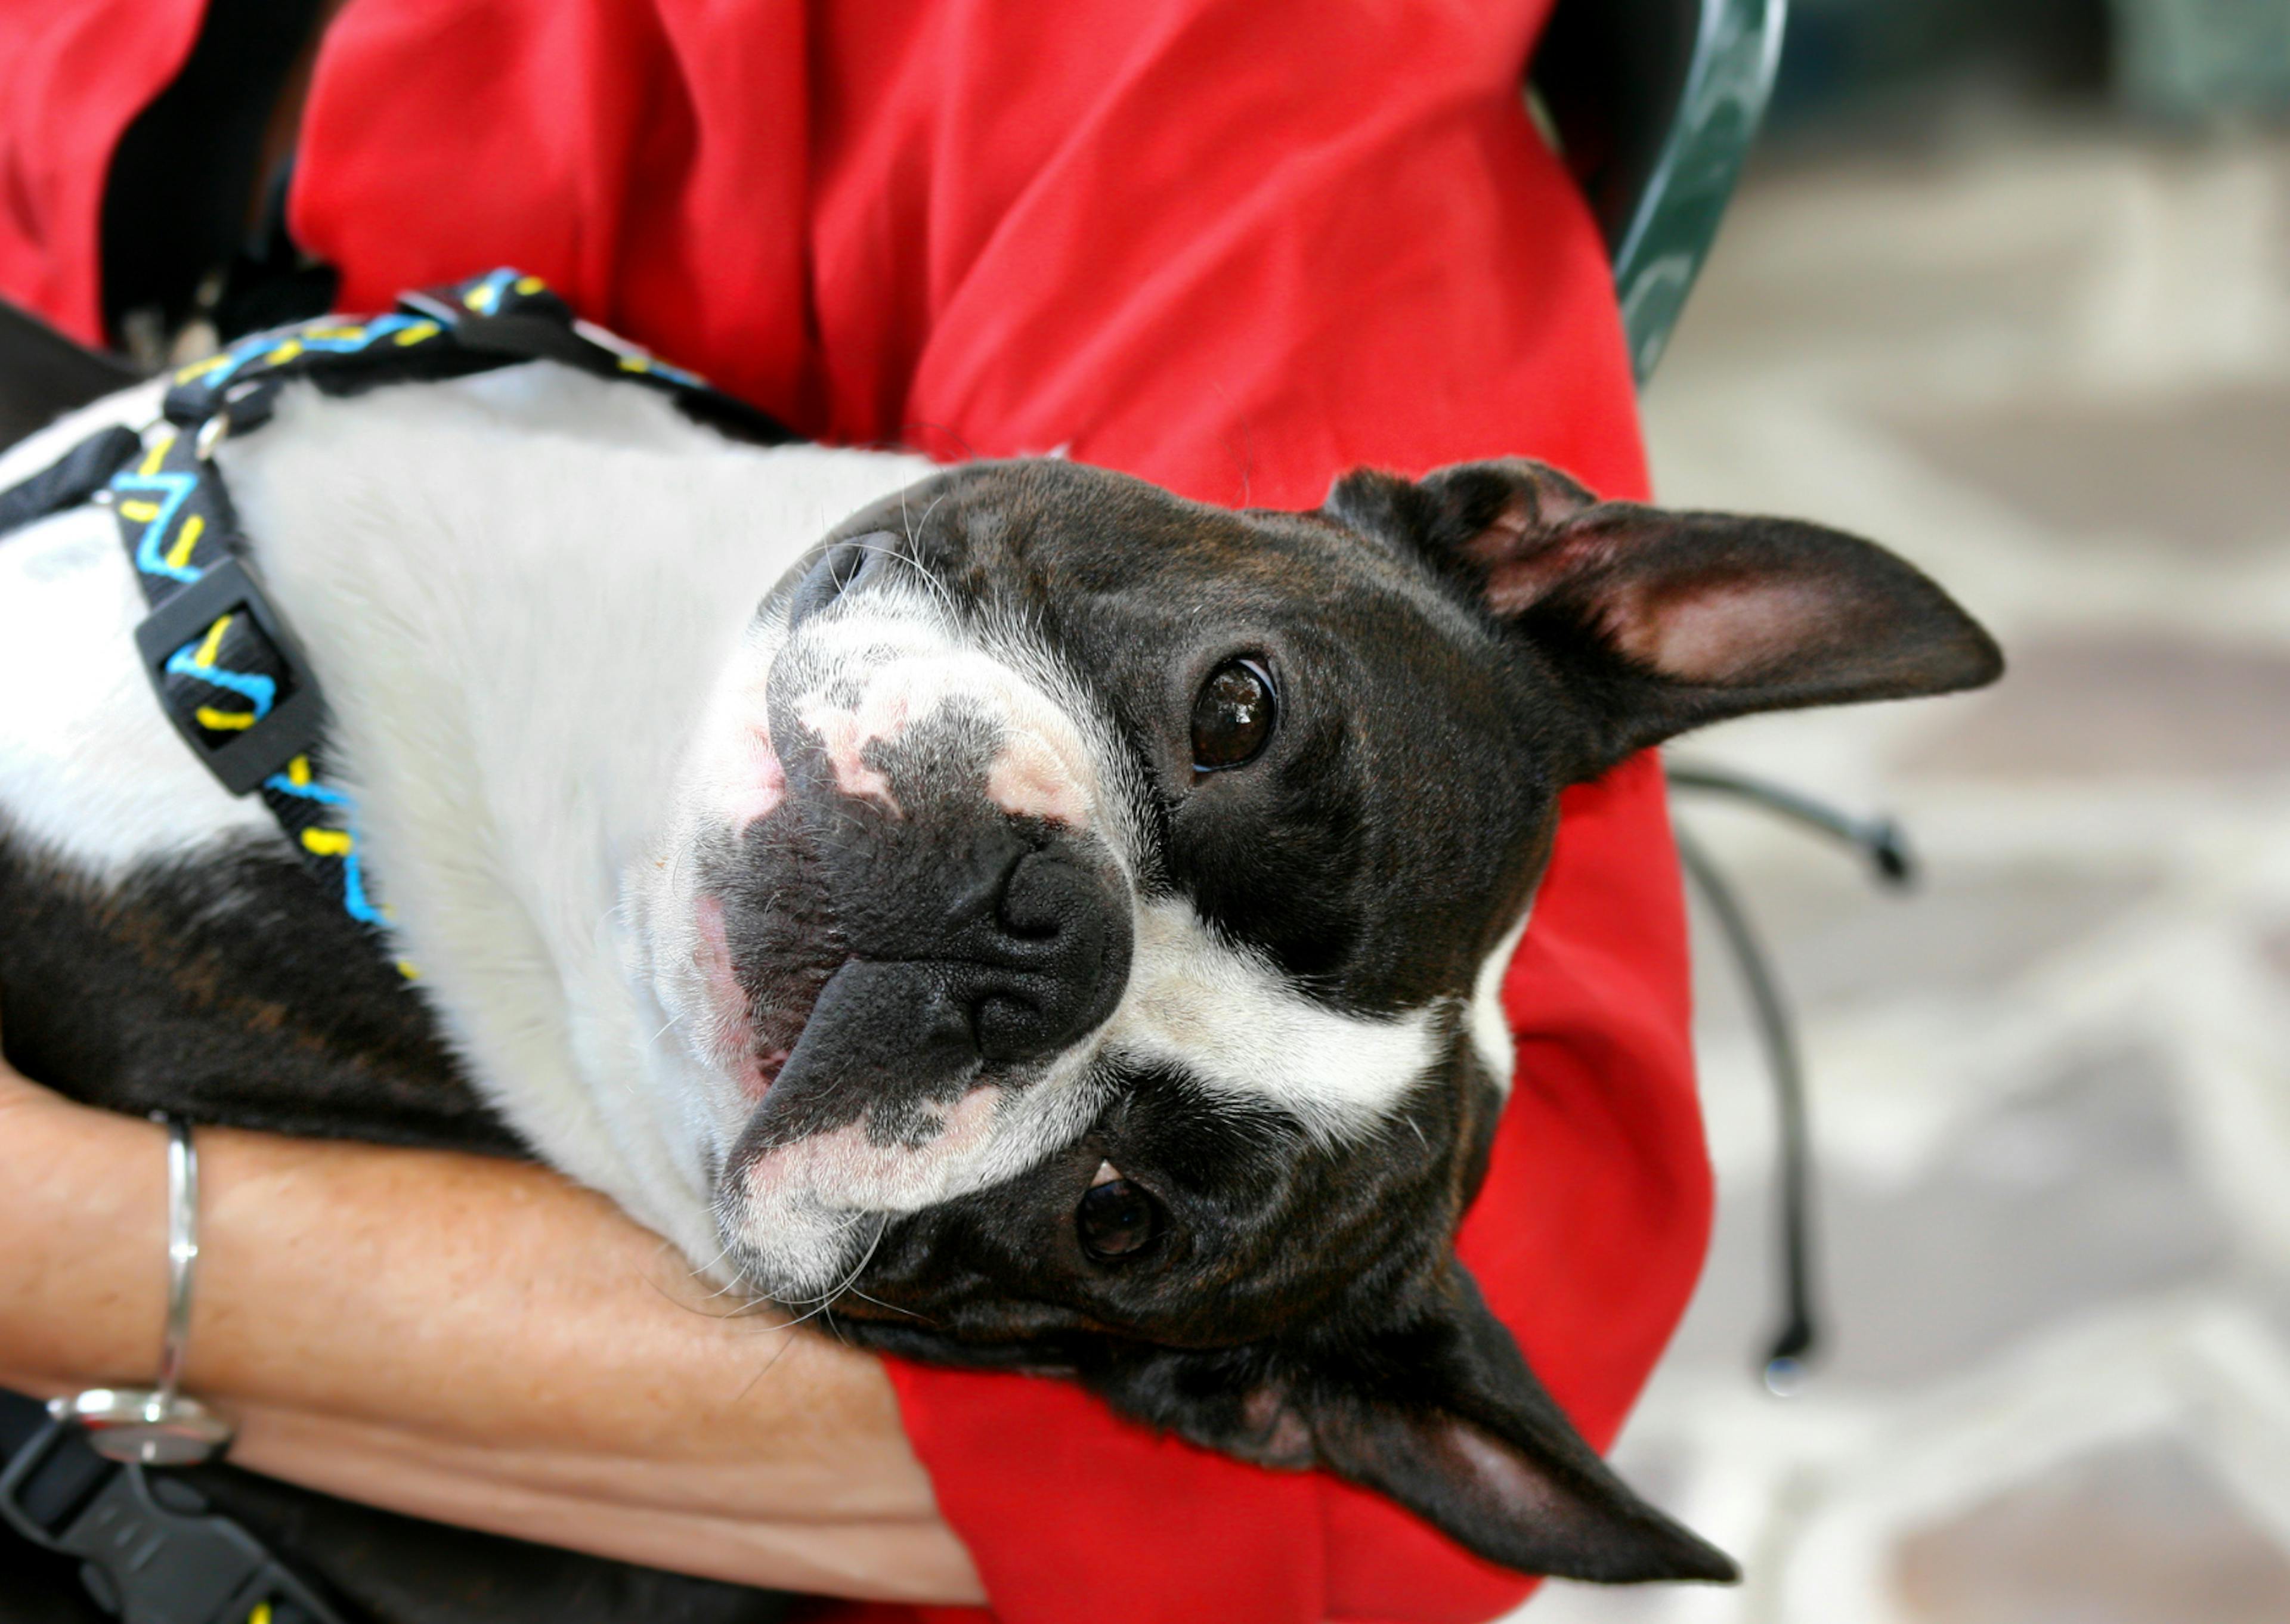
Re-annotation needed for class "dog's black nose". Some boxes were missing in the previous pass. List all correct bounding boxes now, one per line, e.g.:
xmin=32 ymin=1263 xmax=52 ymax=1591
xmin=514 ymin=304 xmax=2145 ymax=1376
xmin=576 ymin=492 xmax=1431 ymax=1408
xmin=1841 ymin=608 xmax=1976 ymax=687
xmin=978 ymin=845 xmax=1131 ymax=1055
xmin=745 ymin=797 xmax=1132 ymax=1142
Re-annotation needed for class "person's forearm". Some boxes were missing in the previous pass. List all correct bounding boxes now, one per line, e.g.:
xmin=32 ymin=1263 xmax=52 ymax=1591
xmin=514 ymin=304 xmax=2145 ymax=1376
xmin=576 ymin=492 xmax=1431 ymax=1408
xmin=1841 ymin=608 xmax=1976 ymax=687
xmin=223 ymin=1403 xmax=977 ymax=1599
xmin=0 ymin=1083 xmax=984 ymax=1603
xmin=10 ymin=1114 xmax=891 ymax=1465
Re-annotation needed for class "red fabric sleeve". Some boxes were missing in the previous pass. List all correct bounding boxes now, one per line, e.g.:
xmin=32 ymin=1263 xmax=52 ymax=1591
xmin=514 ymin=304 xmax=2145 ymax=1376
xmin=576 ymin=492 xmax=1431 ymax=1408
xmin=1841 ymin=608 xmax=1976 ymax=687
xmin=0 ymin=4 xmax=1713 ymax=1619
xmin=0 ymin=0 xmax=204 ymax=345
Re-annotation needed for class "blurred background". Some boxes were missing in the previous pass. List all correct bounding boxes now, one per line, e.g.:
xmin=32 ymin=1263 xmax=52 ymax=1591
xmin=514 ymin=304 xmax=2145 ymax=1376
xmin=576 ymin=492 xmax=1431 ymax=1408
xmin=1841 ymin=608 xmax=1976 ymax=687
xmin=1522 ymin=2 xmax=2290 ymax=1620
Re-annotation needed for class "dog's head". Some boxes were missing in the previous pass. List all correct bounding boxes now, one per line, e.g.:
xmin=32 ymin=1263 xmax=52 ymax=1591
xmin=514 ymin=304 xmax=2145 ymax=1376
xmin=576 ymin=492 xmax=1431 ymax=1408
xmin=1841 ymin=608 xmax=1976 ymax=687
xmin=631 ymin=455 xmax=2000 ymax=1582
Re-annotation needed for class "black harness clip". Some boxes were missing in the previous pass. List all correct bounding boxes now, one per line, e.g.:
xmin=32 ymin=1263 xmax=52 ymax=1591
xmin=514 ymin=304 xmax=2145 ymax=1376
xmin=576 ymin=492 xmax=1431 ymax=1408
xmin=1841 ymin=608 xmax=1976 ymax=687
xmin=0 ymin=1408 xmax=349 ymax=1624
xmin=131 ymin=551 xmax=329 ymax=798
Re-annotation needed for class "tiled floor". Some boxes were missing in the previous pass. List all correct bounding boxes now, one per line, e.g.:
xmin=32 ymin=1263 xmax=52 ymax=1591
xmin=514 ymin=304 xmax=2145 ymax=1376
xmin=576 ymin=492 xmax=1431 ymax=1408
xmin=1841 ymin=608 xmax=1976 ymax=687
xmin=1512 ymin=127 xmax=2290 ymax=1622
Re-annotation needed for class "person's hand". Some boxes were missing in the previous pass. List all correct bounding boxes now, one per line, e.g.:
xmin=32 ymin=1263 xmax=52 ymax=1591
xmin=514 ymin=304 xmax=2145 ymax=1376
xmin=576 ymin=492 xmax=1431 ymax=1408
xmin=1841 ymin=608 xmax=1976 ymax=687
xmin=0 ymin=1006 xmax=983 ymax=1602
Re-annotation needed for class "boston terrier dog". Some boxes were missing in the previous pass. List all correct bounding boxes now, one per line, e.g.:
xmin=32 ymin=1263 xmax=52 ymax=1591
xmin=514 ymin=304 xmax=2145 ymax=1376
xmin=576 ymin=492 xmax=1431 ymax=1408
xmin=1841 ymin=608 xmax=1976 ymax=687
xmin=0 ymin=354 xmax=2000 ymax=1598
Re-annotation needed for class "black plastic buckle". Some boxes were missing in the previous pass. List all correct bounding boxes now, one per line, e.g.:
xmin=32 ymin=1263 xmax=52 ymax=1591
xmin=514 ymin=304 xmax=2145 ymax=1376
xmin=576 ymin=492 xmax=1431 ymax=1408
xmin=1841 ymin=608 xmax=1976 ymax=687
xmin=0 ymin=1413 xmax=349 ymax=1624
xmin=131 ymin=554 xmax=329 ymax=798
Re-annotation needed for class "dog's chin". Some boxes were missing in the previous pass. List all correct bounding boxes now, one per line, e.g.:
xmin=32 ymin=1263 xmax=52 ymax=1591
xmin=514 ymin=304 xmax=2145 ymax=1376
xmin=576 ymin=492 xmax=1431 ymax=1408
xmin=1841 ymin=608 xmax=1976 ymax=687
xmin=710 ymin=1180 xmax=878 ymax=1304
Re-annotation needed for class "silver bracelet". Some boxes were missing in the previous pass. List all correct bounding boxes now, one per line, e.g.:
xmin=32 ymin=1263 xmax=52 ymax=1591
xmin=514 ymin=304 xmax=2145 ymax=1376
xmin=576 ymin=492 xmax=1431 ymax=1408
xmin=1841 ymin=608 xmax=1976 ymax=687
xmin=53 ymin=1115 xmax=237 ymax=1465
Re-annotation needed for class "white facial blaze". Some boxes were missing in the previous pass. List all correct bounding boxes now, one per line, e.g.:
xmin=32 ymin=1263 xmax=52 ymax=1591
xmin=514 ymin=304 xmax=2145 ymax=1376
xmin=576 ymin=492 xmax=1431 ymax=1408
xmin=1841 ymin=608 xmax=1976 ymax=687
xmin=1468 ymin=898 xmax=1535 ymax=1095
xmin=796 ymin=688 xmax=905 ymax=809
xmin=1101 ymin=900 xmax=1444 ymax=1143
xmin=986 ymin=729 xmax=1096 ymax=825
xmin=782 ymin=599 xmax=1104 ymax=830
xmin=673 ymin=618 xmax=794 ymax=840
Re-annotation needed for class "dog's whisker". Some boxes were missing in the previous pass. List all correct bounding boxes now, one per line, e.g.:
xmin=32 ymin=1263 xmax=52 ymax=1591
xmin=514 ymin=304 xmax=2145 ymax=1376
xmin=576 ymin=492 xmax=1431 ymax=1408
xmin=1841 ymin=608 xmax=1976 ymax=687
xmin=732 ymin=1315 xmax=808 ymax=1399
xmin=770 ymin=1210 xmax=891 ymax=1308
xmin=839 ymin=1285 xmax=930 ymax=1324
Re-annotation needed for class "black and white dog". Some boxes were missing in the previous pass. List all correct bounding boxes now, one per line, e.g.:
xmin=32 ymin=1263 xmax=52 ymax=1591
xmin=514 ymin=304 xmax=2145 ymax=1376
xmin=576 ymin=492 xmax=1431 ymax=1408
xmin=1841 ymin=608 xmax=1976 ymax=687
xmin=0 ymin=355 xmax=2000 ymax=1600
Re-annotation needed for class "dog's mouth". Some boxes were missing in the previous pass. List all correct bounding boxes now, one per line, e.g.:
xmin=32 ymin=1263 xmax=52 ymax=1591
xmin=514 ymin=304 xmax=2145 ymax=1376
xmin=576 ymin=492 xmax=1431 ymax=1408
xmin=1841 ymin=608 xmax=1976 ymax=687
xmin=687 ymin=825 xmax=847 ymax=1102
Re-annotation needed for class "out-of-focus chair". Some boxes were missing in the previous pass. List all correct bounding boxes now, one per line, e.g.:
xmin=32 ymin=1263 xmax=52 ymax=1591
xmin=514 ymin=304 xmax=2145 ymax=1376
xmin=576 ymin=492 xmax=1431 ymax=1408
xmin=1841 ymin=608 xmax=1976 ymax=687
xmin=1531 ymin=0 xmax=1787 ymax=382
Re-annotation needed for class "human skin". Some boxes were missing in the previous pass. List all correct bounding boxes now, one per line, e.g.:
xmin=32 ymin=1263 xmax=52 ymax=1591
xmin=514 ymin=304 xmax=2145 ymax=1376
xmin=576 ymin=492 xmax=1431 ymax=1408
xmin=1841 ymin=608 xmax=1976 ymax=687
xmin=0 ymin=1016 xmax=986 ymax=1604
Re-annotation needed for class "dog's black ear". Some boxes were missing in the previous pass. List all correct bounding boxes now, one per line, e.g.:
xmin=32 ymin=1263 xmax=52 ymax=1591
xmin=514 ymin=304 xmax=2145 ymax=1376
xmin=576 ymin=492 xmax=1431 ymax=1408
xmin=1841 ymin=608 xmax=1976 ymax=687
xmin=1328 ymin=458 xmax=2003 ymax=770
xmin=1090 ymin=1263 xmax=1737 ymax=1585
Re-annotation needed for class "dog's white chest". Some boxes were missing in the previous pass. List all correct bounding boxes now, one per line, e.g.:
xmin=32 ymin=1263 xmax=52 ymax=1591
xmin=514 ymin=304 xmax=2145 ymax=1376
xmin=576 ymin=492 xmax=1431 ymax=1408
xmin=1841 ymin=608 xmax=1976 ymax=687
xmin=0 ymin=367 xmax=932 ymax=1260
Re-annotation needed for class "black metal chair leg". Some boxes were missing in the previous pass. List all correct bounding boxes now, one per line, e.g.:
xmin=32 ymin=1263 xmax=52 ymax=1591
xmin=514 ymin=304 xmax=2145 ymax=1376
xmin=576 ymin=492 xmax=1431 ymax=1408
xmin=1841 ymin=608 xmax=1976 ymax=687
xmin=1673 ymin=822 xmax=1822 ymax=1393
xmin=1668 ymin=761 xmax=1925 ymax=1391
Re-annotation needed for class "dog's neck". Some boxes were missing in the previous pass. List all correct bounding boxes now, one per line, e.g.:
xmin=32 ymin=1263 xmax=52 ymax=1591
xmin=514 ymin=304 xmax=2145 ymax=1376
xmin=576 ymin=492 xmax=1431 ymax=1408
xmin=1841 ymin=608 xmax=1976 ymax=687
xmin=226 ymin=365 xmax=932 ymax=1257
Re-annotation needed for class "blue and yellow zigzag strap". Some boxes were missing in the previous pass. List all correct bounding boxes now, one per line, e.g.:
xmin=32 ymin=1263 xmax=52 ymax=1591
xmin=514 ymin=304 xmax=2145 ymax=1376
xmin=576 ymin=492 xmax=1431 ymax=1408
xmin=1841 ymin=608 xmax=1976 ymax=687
xmin=40 ymin=267 xmax=784 ymax=970
xmin=162 ymin=268 xmax=792 ymax=444
xmin=103 ymin=424 xmax=405 ymax=969
xmin=162 ymin=308 xmax=466 ymax=432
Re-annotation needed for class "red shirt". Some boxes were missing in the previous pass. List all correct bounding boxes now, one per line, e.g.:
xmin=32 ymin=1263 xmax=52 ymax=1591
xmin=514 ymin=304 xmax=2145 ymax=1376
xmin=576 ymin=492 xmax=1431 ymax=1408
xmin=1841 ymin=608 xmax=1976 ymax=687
xmin=0 ymin=4 xmax=1713 ymax=1619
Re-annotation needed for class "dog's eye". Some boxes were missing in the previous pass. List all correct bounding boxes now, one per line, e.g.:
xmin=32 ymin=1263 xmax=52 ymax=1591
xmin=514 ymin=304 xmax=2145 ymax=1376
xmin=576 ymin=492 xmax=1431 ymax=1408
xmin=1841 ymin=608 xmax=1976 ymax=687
xmin=1077 ymin=1163 xmax=1161 ymax=1260
xmin=1191 ymin=658 xmax=1276 ymax=771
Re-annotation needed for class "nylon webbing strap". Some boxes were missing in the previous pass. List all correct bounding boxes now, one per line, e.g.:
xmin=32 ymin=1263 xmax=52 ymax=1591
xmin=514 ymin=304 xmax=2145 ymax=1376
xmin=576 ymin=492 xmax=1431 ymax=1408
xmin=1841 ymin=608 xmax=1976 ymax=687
xmin=110 ymin=408 xmax=395 ymax=958
xmin=165 ymin=266 xmax=794 ymax=442
xmin=0 ymin=422 xmax=140 ymax=534
xmin=0 ymin=268 xmax=790 ymax=956
xmin=111 ymin=419 xmax=345 ymax=870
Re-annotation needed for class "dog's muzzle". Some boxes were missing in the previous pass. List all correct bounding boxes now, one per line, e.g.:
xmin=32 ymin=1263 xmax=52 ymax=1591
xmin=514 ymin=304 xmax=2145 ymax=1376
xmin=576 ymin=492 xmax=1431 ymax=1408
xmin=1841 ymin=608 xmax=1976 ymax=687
xmin=735 ymin=791 xmax=1132 ymax=1155
xmin=703 ymin=568 xmax=1133 ymax=1298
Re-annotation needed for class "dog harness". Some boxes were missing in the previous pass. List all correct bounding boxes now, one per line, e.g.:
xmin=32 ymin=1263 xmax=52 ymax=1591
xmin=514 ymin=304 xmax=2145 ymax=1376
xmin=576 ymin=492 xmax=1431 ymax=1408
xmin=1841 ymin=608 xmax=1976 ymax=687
xmin=0 ymin=269 xmax=790 ymax=959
